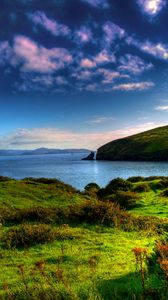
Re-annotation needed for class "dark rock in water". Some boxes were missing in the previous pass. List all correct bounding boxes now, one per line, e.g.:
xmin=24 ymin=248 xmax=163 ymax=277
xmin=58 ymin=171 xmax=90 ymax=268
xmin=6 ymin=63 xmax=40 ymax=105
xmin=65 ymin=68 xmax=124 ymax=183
xmin=82 ymin=151 xmax=95 ymax=160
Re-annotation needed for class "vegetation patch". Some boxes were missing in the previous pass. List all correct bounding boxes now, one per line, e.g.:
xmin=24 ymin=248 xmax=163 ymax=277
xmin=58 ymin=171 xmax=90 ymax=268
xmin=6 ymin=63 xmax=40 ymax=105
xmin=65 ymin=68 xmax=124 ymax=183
xmin=0 ymin=176 xmax=168 ymax=299
xmin=106 ymin=191 xmax=140 ymax=209
xmin=2 ymin=224 xmax=76 ymax=249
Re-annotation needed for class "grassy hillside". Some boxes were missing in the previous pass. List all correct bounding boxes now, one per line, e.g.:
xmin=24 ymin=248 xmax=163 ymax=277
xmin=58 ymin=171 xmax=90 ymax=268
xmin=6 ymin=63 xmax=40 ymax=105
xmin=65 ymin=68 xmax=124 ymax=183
xmin=0 ymin=176 xmax=168 ymax=299
xmin=96 ymin=125 xmax=168 ymax=161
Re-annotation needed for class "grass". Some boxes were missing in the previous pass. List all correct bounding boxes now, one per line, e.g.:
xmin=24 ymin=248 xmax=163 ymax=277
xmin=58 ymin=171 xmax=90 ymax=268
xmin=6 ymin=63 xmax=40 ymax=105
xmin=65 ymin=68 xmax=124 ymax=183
xmin=0 ymin=226 xmax=157 ymax=299
xmin=0 ymin=178 xmax=84 ymax=209
xmin=130 ymin=190 xmax=168 ymax=218
xmin=0 ymin=176 xmax=168 ymax=299
xmin=129 ymin=179 xmax=168 ymax=218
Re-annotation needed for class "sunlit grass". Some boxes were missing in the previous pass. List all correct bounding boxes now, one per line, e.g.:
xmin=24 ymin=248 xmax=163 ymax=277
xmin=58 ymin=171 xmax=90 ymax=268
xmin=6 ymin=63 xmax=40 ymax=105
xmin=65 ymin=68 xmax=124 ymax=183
xmin=0 ymin=176 xmax=168 ymax=299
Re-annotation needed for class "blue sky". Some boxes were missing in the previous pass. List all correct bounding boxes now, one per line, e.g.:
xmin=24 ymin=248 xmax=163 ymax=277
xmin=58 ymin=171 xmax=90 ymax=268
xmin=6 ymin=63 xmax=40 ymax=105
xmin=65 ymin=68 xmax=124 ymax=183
xmin=0 ymin=0 xmax=168 ymax=149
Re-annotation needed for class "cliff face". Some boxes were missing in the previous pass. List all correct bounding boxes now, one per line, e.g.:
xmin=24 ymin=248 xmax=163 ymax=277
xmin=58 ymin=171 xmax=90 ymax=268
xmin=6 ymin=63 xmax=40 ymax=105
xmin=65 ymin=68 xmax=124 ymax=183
xmin=96 ymin=125 xmax=168 ymax=161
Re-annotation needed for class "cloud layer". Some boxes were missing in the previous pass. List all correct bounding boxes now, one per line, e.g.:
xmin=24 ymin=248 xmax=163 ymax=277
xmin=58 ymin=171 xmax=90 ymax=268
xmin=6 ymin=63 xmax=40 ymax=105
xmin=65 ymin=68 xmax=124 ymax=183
xmin=1 ymin=5 xmax=165 ymax=93
xmin=0 ymin=122 xmax=166 ymax=150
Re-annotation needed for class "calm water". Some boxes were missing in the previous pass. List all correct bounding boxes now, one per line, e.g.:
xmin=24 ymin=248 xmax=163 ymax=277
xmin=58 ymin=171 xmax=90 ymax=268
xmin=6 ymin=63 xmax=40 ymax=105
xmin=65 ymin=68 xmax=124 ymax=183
xmin=0 ymin=153 xmax=168 ymax=190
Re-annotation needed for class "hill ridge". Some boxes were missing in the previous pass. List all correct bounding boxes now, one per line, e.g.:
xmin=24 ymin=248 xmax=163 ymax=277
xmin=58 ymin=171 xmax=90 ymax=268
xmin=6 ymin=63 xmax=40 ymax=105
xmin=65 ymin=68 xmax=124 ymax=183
xmin=96 ymin=125 xmax=168 ymax=161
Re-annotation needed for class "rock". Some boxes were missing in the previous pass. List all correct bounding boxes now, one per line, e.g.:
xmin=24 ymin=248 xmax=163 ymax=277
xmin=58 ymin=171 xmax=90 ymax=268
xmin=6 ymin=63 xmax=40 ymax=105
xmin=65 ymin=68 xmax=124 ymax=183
xmin=82 ymin=151 xmax=95 ymax=160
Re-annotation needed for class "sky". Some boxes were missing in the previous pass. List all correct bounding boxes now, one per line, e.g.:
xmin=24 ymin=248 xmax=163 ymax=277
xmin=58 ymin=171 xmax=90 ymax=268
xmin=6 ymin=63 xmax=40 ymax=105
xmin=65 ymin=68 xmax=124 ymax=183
xmin=0 ymin=0 xmax=168 ymax=150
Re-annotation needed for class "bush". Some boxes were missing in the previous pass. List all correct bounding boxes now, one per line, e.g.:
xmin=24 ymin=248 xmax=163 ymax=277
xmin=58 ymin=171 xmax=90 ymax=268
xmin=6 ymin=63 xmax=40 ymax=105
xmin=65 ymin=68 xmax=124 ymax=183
xmin=161 ymin=189 xmax=168 ymax=197
xmin=3 ymin=224 xmax=76 ymax=248
xmin=84 ymin=182 xmax=100 ymax=198
xmin=3 ymin=224 xmax=56 ymax=248
xmin=108 ymin=191 xmax=140 ymax=209
xmin=105 ymin=178 xmax=132 ymax=192
xmin=0 ymin=207 xmax=16 ymax=225
xmin=23 ymin=177 xmax=63 ymax=184
xmin=98 ymin=178 xmax=133 ymax=198
xmin=84 ymin=182 xmax=100 ymax=192
xmin=127 ymin=176 xmax=145 ymax=183
xmin=0 ymin=175 xmax=12 ymax=181
xmin=151 ymin=179 xmax=168 ymax=190
xmin=97 ymin=178 xmax=132 ymax=199
xmin=1 ymin=202 xmax=167 ymax=235
xmin=143 ymin=176 xmax=165 ymax=181
xmin=133 ymin=183 xmax=150 ymax=193
xmin=0 ymin=207 xmax=59 ymax=225
xmin=23 ymin=177 xmax=77 ymax=193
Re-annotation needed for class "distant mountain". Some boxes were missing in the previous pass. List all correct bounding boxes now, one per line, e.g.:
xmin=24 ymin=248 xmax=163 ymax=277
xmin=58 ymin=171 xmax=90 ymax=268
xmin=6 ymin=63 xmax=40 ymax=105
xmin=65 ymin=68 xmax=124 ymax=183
xmin=0 ymin=148 xmax=90 ymax=156
xmin=96 ymin=125 xmax=168 ymax=161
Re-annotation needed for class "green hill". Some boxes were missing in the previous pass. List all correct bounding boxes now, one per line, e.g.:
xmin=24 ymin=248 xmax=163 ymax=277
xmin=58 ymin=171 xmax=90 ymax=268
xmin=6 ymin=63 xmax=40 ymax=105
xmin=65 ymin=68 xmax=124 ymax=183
xmin=96 ymin=125 xmax=168 ymax=161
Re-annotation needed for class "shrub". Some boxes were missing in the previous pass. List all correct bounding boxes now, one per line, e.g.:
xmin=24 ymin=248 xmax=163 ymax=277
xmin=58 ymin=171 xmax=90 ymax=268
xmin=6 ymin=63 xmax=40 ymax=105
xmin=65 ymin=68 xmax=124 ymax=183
xmin=100 ymin=178 xmax=133 ymax=197
xmin=161 ymin=189 xmax=168 ymax=197
xmin=133 ymin=183 xmax=150 ymax=193
xmin=84 ymin=182 xmax=100 ymax=192
xmin=157 ymin=243 xmax=168 ymax=280
xmin=150 ymin=179 xmax=168 ymax=190
xmin=1 ymin=202 xmax=166 ymax=234
xmin=0 ymin=208 xmax=16 ymax=225
xmin=0 ymin=175 xmax=12 ymax=181
xmin=97 ymin=188 xmax=107 ymax=198
xmin=108 ymin=191 xmax=140 ymax=209
xmin=23 ymin=177 xmax=63 ymax=184
xmin=143 ymin=176 xmax=165 ymax=181
xmin=23 ymin=177 xmax=77 ymax=193
xmin=2 ymin=224 xmax=76 ymax=248
xmin=84 ymin=182 xmax=100 ymax=198
xmin=3 ymin=224 xmax=56 ymax=248
xmin=0 ymin=207 xmax=71 ymax=226
xmin=127 ymin=176 xmax=145 ymax=183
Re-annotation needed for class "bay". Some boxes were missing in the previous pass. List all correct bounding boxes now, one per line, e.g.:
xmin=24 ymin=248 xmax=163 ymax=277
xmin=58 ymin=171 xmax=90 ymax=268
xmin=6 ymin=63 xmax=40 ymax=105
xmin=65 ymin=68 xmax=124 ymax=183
xmin=0 ymin=153 xmax=168 ymax=190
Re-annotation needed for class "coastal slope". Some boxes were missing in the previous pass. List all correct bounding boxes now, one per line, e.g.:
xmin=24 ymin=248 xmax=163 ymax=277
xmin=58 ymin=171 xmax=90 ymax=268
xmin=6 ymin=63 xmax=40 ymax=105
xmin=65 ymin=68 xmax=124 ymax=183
xmin=96 ymin=125 xmax=168 ymax=161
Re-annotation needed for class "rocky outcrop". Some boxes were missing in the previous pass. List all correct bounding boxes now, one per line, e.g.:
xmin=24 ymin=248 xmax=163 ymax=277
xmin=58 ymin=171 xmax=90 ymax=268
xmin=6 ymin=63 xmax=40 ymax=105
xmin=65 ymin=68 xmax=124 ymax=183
xmin=82 ymin=151 xmax=95 ymax=160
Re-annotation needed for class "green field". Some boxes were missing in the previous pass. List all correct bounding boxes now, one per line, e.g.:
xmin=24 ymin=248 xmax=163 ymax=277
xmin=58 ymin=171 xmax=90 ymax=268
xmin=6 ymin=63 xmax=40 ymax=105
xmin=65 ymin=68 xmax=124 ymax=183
xmin=0 ymin=176 xmax=168 ymax=299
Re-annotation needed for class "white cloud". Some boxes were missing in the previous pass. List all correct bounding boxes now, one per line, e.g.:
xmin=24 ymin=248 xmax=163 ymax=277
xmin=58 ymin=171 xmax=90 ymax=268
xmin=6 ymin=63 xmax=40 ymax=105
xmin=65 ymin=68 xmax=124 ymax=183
xmin=74 ymin=26 xmax=93 ymax=44
xmin=98 ymin=68 xmax=121 ymax=83
xmin=80 ymin=58 xmax=96 ymax=68
xmin=126 ymin=36 xmax=168 ymax=61
xmin=87 ymin=117 xmax=114 ymax=124
xmin=140 ymin=41 xmax=168 ymax=60
xmin=85 ymin=83 xmax=98 ymax=91
xmin=12 ymin=35 xmax=72 ymax=73
xmin=103 ymin=21 xmax=125 ymax=46
xmin=112 ymin=81 xmax=154 ymax=91
xmin=118 ymin=54 xmax=153 ymax=75
xmin=72 ymin=69 xmax=93 ymax=81
xmin=82 ymin=0 xmax=109 ymax=9
xmin=155 ymin=105 xmax=168 ymax=111
xmin=55 ymin=76 xmax=68 ymax=85
xmin=94 ymin=50 xmax=116 ymax=65
xmin=27 ymin=11 xmax=70 ymax=36
xmin=137 ymin=0 xmax=166 ymax=17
